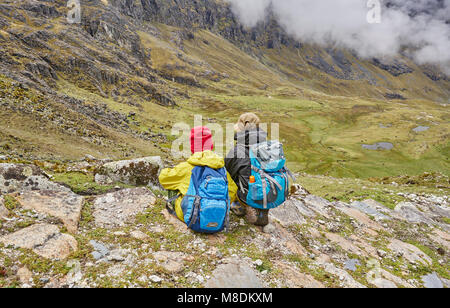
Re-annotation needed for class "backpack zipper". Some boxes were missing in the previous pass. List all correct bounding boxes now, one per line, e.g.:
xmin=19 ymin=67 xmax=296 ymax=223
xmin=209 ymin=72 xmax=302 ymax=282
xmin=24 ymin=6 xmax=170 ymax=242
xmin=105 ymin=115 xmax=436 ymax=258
xmin=204 ymin=176 xmax=212 ymax=189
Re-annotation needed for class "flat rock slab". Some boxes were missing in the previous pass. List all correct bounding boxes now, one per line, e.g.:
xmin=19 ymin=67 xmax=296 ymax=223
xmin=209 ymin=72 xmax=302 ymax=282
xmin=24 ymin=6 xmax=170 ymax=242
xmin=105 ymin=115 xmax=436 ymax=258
xmin=275 ymin=261 xmax=324 ymax=288
xmin=344 ymin=259 xmax=361 ymax=272
xmin=303 ymin=195 xmax=332 ymax=218
xmin=262 ymin=222 xmax=307 ymax=256
xmin=205 ymin=258 xmax=264 ymax=288
xmin=18 ymin=190 xmax=83 ymax=233
xmin=387 ymin=239 xmax=432 ymax=265
xmin=325 ymin=233 xmax=368 ymax=257
xmin=0 ymin=163 xmax=70 ymax=194
xmin=427 ymin=204 xmax=450 ymax=219
xmin=337 ymin=206 xmax=385 ymax=235
xmin=0 ymin=224 xmax=77 ymax=260
xmin=349 ymin=200 xmax=391 ymax=221
xmin=269 ymin=199 xmax=307 ymax=227
xmin=318 ymin=262 xmax=366 ymax=288
xmin=371 ymin=278 xmax=397 ymax=288
xmin=95 ymin=156 xmax=163 ymax=186
xmin=394 ymin=202 xmax=434 ymax=225
xmin=422 ymin=272 xmax=444 ymax=288
xmin=93 ymin=188 xmax=156 ymax=228
xmin=430 ymin=229 xmax=450 ymax=250
xmin=381 ymin=269 xmax=413 ymax=288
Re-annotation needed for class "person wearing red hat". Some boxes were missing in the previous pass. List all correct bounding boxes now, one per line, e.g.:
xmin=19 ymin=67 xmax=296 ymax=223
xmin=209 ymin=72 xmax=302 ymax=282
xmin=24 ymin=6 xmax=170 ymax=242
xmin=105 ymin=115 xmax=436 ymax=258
xmin=159 ymin=126 xmax=238 ymax=222
xmin=190 ymin=126 xmax=214 ymax=154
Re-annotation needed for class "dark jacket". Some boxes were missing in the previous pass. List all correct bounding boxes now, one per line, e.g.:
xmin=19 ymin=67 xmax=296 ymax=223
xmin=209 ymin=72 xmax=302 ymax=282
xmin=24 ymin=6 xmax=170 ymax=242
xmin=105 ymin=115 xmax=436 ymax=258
xmin=225 ymin=128 xmax=267 ymax=202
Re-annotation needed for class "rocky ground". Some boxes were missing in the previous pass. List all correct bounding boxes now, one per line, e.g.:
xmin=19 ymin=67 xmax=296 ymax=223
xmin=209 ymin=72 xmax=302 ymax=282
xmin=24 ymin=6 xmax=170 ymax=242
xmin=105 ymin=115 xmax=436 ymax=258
xmin=0 ymin=156 xmax=448 ymax=288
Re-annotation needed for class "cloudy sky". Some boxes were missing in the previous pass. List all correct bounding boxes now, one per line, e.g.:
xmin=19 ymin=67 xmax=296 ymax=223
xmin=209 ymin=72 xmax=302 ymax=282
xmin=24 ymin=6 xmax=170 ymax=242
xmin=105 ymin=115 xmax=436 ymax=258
xmin=225 ymin=0 xmax=450 ymax=74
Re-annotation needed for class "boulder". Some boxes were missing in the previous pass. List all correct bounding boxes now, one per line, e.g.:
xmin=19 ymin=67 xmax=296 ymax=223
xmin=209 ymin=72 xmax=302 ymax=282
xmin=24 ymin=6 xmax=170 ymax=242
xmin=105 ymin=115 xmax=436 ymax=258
xmin=0 ymin=163 xmax=70 ymax=194
xmin=0 ymin=224 xmax=77 ymax=260
xmin=94 ymin=156 xmax=163 ymax=187
xmin=427 ymin=204 xmax=450 ymax=219
xmin=17 ymin=190 xmax=84 ymax=233
xmin=153 ymin=251 xmax=186 ymax=274
xmin=205 ymin=258 xmax=264 ymax=288
xmin=261 ymin=222 xmax=307 ymax=256
xmin=93 ymin=188 xmax=156 ymax=228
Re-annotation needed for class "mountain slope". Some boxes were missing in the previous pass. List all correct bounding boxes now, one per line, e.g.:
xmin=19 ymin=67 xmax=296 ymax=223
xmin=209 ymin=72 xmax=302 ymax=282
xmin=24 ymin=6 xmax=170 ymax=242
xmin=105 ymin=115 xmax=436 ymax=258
xmin=0 ymin=0 xmax=449 ymax=177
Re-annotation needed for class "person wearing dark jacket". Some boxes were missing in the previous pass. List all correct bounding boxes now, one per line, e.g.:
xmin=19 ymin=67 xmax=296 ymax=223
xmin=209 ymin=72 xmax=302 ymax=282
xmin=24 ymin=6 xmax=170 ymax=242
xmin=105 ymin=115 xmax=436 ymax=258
xmin=225 ymin=113 xmax=270 ymax=226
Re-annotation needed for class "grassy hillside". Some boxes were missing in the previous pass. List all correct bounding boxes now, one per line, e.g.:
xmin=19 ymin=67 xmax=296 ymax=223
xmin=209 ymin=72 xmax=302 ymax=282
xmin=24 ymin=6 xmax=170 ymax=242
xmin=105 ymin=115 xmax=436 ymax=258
xmin=0 ymin=2 xmax=448 ymax=179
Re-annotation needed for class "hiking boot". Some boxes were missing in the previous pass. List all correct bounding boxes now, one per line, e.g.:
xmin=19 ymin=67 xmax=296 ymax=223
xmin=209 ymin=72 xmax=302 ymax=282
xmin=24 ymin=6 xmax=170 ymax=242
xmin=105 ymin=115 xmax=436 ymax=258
xmin=231 ymin=201 xmax=246 ymax=217
xmin=246 ymin=207 xmax=269 ymax=227
xmin=254 ymin=209 xmax=269 ymax=227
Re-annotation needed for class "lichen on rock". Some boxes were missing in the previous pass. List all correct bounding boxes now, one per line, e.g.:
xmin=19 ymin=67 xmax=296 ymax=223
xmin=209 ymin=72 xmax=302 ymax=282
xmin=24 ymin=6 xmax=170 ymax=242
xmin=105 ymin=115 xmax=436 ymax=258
xmin=94 ymin=156 xmax=164 ymax=187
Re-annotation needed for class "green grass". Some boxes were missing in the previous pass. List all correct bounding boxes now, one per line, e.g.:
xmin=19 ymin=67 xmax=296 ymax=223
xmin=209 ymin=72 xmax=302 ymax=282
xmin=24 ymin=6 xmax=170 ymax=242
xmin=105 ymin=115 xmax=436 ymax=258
xmin=3 ymin=195 xmax=19 ymax=211
xmin=180 ymin=91 xmax=449 ymax=178
xmin=51 ymin=172 xmax=133 ymax=195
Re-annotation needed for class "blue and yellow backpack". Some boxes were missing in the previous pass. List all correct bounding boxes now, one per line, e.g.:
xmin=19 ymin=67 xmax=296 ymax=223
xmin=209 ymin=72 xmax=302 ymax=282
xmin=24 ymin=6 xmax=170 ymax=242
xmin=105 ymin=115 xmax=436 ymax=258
xmin=167 ymin=166 xmax=230 ymax=234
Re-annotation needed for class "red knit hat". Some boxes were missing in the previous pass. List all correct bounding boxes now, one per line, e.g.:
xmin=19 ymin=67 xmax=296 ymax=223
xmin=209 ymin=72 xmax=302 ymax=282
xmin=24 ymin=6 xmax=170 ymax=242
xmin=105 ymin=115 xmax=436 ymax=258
xmin=190 ymin=126 xmax=214 ymax=154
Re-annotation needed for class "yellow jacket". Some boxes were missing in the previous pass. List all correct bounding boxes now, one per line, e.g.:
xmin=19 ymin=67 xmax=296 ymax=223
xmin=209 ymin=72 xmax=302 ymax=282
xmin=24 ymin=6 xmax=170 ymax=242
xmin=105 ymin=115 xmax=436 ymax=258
xmin=159 ymin=151 xmax=238 ymax=221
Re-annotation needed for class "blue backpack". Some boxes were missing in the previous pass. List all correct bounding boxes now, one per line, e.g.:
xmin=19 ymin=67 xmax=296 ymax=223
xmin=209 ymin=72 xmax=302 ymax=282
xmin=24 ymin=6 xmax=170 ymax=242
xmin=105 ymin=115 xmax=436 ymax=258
xmin=245 ymin=141 xmax=295 ymax=210
xmin=167 ymin=165 xmax=230 ymax=234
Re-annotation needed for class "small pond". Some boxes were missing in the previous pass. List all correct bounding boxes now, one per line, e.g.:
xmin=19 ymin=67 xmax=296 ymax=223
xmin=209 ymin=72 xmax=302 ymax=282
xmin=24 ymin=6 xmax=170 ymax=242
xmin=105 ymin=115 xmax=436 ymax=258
xmin=362 ymin=142 xmax=394 ymax=150
xmin=412 ymin=126 xmax=430 ymax=133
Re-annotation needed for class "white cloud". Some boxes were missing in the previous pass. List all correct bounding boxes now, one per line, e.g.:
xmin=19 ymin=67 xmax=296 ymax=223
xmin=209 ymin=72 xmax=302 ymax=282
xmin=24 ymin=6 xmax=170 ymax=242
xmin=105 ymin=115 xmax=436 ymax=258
xmin=225 ymin=0 xmax=450 ymax=74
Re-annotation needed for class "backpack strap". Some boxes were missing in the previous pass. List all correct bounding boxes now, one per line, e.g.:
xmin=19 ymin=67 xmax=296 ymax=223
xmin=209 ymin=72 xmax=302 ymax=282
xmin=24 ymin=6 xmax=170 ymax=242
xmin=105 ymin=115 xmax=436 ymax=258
xmin=251 ymin=166 xmax=283 ymax=190
xmin=251 ymin=165 xmax=283 ymax=209
xmin=166 ymin=191 xmax=181 ymax=217
xmin=223 ymin=198 xmax=231 ymax=233
xmin=238 ymin=178 xmax=246 ymax=192
xmin=187 ymin=195 xmax=202 ymax=229
xmin=284 ymin=167 xmax=296 ymax=182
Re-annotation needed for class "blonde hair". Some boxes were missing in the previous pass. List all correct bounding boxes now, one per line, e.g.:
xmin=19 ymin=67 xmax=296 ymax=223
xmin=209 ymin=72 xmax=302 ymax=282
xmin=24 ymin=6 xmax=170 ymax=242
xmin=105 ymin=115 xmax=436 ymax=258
xmin=234 ymin=113 xmax=260 ymax=133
